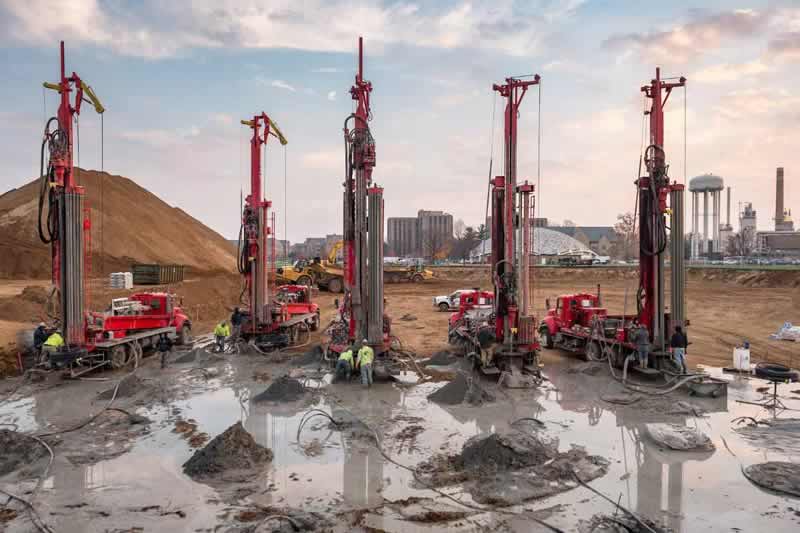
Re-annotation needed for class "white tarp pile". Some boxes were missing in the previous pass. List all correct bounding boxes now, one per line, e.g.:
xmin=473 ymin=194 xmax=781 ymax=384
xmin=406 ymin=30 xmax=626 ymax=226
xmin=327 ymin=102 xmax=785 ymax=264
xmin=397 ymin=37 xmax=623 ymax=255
xmin=770 ymin=322 xmax=800 ymax=342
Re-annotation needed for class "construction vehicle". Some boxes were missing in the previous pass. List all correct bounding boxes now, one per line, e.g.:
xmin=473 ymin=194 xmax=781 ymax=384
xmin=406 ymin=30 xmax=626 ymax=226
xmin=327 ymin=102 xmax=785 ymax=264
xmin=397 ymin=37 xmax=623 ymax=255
xmin=447 ymin=289 xmax=495 ymax=354
xmin=326 ymin=37 xmax=391 ymax=357
xmin=35 ymin=42 xmax=192 ymax=376
xmin=448 ymin=75 xmax=542 ymax=376
xmin=540 ymin=68 xmax=687 ymax=375
xmin=278 ymin=239 xmax=432 ymax=290
xmin=235 ymin=113 xmax=320 ymax=349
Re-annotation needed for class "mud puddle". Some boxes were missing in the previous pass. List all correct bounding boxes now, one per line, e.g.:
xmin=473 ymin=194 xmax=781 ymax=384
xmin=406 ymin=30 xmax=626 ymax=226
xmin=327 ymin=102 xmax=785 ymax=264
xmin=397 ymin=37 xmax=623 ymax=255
xmin=1 ymin=354 xmax=799 ymax=531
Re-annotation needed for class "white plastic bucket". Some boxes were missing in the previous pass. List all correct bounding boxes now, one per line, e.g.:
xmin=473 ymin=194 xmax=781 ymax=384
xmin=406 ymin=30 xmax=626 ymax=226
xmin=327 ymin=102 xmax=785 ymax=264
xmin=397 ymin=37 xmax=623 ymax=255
xmin=733 ymin=347 xmax=750 ymax=371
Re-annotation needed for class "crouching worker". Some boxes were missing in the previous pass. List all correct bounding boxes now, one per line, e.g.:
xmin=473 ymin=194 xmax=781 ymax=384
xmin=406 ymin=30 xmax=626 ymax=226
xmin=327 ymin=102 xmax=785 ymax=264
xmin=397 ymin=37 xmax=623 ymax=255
xmin=41 ymin=330 xmax=64 ymax=367
xmin=213 ymin=321 xmax=230 ymax=353
xmin=356 ymin=339 xmax=374 ymax=387
xmin=334 ymin=346 xmax=354 ymax=383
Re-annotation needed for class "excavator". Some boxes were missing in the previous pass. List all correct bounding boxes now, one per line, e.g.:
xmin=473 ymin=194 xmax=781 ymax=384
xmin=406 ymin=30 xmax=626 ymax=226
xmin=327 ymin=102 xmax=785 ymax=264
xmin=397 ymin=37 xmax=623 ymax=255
xmin=277 ymin=240 xmax=433 ymax=292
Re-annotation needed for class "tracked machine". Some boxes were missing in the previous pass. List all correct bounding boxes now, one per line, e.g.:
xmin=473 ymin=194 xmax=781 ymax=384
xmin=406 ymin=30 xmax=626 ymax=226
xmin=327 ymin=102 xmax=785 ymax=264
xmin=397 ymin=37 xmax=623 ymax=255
xmin=539 ymin=68 xmax=687 ymax=375
xmin=326 ymin=37 xmax=391 ymax=358
xmin=236 ymin=113 xmax=320 ymax=350
xmin=448 ymin=75 xmax=542 ymax=376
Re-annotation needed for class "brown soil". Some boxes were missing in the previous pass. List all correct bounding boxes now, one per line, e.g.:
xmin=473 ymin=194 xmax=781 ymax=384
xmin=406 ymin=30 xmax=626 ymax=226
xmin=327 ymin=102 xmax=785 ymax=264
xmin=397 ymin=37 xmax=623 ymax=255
xmin=0 ymin=168 xmax=235 ymax=279
xmin=182 ymin=421 xmax=272 ymax=479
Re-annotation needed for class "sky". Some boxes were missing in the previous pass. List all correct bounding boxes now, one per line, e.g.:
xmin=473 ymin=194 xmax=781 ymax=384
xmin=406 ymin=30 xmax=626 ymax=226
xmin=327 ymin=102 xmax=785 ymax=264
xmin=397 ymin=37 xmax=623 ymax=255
xmin=1 ymin=0 xmax=800 ymax=243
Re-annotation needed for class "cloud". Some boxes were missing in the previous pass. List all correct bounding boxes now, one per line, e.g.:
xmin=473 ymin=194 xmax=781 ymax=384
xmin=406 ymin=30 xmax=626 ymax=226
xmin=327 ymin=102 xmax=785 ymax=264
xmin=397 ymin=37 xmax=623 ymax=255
xmin=301 ymin=149 xmax=341 ymax=171
xmin=119 ymin=126 xmax=201 ymax=147
xmin=313 ymin=67 xmax=342 ymax=73
xmin=692 ymin=60 xmax=770 ymax=83
xmin=0 ymin=0 xmax=584 ymax=58
xmin=603 ymin=9 xmax=770 ymax=64
xmin=768 ymin=32 xmax=800 ymax=62
xmin=327 ymin=91 xmax=336 ymax=101
xmin=270 ymin=80 xmax=296 ymax=92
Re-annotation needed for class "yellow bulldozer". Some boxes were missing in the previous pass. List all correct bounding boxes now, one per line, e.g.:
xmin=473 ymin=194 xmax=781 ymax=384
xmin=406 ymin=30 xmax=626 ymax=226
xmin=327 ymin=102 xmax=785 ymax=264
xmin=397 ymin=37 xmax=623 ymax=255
xmin=277 ymin=241 xmax=433 ymax=292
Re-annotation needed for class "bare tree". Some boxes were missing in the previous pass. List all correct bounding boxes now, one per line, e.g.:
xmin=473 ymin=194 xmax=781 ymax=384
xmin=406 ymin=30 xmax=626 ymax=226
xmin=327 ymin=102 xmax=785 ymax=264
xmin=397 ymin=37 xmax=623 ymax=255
xmin=613 ymin=212 xmax=639 ymax=260
xmin=727 ymin=227 xmax=757 ymax=257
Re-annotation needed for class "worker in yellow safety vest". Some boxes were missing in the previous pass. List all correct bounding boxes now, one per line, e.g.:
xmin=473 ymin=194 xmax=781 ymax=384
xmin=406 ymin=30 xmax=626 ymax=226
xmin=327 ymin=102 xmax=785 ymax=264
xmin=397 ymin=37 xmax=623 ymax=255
xmin=335 ymin=346 xmax=354 ymax=383
xmin=213 ymin=321 xmax=230 ymax=353
xmin=42 ymin=331 xmax=64 ymax=352
xmin=356 ymin=339 xmax=375 ymax=387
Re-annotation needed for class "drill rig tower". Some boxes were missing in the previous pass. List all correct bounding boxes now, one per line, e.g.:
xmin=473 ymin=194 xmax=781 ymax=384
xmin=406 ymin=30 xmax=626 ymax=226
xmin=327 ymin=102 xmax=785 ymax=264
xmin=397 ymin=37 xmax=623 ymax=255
xmin=489 ymin=75 xmax=541 ymax=373
xmin=238 ymin=113 xmax=287 ymax=334
xmin=639 ymin=68 xmax=687 ymax=357
xmin=341 ymin=37 xmax=386 ymax=352
xmin=38 ymin=41 xmax=104 ymax=360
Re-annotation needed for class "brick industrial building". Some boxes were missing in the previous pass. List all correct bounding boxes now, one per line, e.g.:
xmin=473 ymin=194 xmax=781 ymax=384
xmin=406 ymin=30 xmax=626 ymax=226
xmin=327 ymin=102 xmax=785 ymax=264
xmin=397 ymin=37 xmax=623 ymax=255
xmin=388 ymin=210 xmax=453 ymax=258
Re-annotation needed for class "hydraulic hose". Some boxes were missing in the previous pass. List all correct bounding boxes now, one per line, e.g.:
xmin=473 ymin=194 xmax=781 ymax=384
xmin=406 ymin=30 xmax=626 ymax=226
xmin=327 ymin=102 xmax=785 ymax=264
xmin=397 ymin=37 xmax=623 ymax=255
xmin=639 ymin=145 xmax=668 ymax=258
xmin=38 ymin=118 xmax=64 ymax=245
xmin=236 ymin=222 xmax=249 ymax=275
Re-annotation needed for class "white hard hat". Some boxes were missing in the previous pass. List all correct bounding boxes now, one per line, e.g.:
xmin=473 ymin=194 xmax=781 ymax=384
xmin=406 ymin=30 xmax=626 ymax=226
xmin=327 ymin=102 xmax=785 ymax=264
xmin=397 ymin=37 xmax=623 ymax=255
xmin=362 ymin=338 xmax=369 ymax=343
xmin=38 ymin=322 xmax=45 ymax=327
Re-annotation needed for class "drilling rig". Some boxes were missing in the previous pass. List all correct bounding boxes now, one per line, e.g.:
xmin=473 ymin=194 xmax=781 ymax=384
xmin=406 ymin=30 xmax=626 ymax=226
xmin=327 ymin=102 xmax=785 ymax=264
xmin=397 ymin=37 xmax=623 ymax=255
xmin=327 ymin=37 xmax=389 ymax=356
xmin=447 ymin=75 xmax=541 ymax=376
xmin=38 ymin=41 xmax=104 ymax=365
xmin=237 ymin=113 xmax=320 ymax=349
xmin=539 ymin=68 xmax=687 ymax=374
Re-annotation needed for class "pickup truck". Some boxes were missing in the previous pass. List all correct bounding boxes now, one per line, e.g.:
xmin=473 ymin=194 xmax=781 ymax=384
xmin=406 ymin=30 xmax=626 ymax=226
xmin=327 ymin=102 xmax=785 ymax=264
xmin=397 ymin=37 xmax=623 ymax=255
xmin=433 ymin=289 xmax=475 ymax=312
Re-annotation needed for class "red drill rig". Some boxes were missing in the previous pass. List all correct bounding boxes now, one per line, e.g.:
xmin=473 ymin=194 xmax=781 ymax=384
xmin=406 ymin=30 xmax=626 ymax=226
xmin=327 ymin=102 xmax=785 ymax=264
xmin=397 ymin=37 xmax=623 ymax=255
xmin=539 ymin=68 xmax=687 ymax=374
xmin=448 ymin=75 xmax=541 ymax=375
xmin=38 ymin=42 xmax=191 ymax=376
xmin=236 ymin=113 xmax=320 ymax=350
xmin=327 ymin=37 xmax=390 ymax=357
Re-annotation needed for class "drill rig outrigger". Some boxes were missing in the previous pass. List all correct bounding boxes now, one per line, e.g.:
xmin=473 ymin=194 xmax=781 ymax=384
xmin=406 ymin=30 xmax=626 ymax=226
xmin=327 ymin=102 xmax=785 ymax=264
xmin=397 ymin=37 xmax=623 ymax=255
xmin=449 ymin=75 xmax=542 ymax=377
xmin=327 ymin=37 xmax=390 ymax=359
xmin=237 ymin=114 xmax=320 ymax=350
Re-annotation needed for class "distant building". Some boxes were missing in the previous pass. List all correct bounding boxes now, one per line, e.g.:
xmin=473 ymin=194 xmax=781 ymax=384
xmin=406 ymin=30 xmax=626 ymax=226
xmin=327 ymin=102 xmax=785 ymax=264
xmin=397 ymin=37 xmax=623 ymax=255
xmin=547 ymin=226 xmax=618 ymax=255
xmin=387 ymin=210 xmax=454 ymax=259
xmin=533 ymin=217 xmax=548 ymax=228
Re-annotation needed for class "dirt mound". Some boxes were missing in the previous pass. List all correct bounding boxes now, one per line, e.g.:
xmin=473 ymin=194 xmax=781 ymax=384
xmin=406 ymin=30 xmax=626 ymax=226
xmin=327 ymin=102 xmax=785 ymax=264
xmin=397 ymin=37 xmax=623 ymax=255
xmin=744 ymin=461 xmax=800 ymax=498
xmin=424 ymin=350 xmax=458 ymax=366
xmin=461 ymin=432 xmax=557 ymax=473
xmin=579 ymin=514 xmax=668 ymax=533
xmin=0 ymin=168 xmax=235 ymax=279
xmin=0 ymin=429 xmax=49 ymax=477
xmin=294 ymin=345 xmax=324 ymax=367
xmin=427 ymin=373 xmax=494 ymax=406
xmin=183 ymin=422 xmax=272 ymax=478
xmin=97 ymin=374 xmax=144 ymax=400
xmin=253 ymin=376 xmax=306 ymax=403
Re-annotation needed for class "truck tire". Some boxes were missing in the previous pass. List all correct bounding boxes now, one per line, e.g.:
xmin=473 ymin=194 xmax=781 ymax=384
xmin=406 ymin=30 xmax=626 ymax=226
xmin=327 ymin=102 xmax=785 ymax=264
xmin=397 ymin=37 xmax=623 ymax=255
xmin=754 ymin=362 xmax=799 ymax=382
xmin=178 ymin=325 xmax=191 ymax=345
xmin=540 ymin=328 xmax=554 ymax=349
xmin=110 ymin=345 xmax=127 ymax=369
xmin=411 ymin=274 xmax=424 ymax=283
xmin=438 ymin=302 xmax=450 ymax=312
xmin=297 ymin=275 xmax=313 ymax=287
xmin=327 ymin=277 xmax=343 ymax=293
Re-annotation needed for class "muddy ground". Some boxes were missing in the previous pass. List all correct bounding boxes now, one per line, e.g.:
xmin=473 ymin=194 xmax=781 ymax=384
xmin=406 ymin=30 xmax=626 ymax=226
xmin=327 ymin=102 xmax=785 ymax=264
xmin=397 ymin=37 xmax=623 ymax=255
xmin=1 ymin=337 xmax=800 ymax=532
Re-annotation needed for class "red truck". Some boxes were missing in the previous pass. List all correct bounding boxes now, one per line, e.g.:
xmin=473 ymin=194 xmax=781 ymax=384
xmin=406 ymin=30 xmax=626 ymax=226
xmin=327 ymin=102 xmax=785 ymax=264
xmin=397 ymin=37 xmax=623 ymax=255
xmin=447 ymin=289 xmax=496 ymax=359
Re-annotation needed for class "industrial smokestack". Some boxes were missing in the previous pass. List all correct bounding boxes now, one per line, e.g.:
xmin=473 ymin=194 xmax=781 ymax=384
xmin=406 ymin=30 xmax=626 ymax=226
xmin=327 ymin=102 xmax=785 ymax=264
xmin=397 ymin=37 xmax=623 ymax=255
xmin=726 ymin=186 xmax=731 ymax=227
xmin=776 ymin=167 xmax=785 ymax=229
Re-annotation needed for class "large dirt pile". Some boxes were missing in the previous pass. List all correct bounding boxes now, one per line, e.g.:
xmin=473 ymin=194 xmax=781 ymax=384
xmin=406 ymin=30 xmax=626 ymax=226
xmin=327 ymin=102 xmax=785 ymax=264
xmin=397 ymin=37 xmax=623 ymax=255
xmin=0 ymin=168 xmax=235 ymax=279
xmin=0 ymin=429 xmax=49 ymax=477
xmin=183 ymin=422 xmax=272 ymax=478
xmin=253 ymin=376 xmax=306 ymax=403
xmin=427 ymin=373 xmax=495 ymax=406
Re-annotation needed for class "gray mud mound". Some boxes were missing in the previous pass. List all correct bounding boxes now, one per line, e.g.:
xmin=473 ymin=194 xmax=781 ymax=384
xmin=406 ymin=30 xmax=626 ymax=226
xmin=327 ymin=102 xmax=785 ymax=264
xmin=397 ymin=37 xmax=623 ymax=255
xmin=174 ymin=348 xmax=202 ymax=364
xmin=294 ymin=345 xmax=324 ymax=367
xmin=0 ymin=430 xmax=48 ymax=477
xmin=183 ymin=422 xmax=272 ymax=479
xmin=417 ymin=430 xmax=608 ymax=507
xmin=579 ymin=513 xmax=668 ymax=533
xmin=424 ymin=350 xmax=458 ymax=366
xmin=567 ymin=362 xmax=605 ymax=376
xmin=97 ymin=374 xmax=144 ymax=400
xmin=331 ymin=408 xmax=374 ymax=440
xmin=427 ymin=373 xmax=494 ymax=406
xmin=461 ymin=431 xmax=556 ymax=473
xmin=646 ymin=423 xmax=715 ymax=451
xmin=736 ymin=418 xmax=800 ymax=454
xmin=744 ymin=461 xmax=800 ymax=498
xmin=253 ymin=376 xmax=306 ymax=403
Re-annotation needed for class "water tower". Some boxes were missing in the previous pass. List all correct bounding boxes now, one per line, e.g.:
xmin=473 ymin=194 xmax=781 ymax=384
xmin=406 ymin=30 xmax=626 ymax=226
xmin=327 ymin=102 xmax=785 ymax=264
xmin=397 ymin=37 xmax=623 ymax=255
xmin=689 ymin=174 xmax=724 ymax=258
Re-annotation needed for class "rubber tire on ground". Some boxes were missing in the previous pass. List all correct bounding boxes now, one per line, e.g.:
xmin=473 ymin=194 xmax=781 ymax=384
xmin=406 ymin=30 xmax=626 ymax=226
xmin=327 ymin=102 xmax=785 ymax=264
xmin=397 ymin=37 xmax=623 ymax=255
xmin=585 ymin=341 xmax=600 ymax=362
xmin=411 ymin=274 xmax=424 ymax=283
xmin=110 ymin=345 xmax=127 ymax=369
xmin=327 ymin=277 xmax=343 ymax=293
xmin=754 ymin=362 xmax=799 ymax=382
xmin=540 ymin=328 xmax=554 ymax=349
xmin=438 ymin=302 xmax=450 ymax=312
xmin=297 ymin=275 xmax=313 ymax=286
xmin=178 ymin=325 xmax=191 ymax=345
